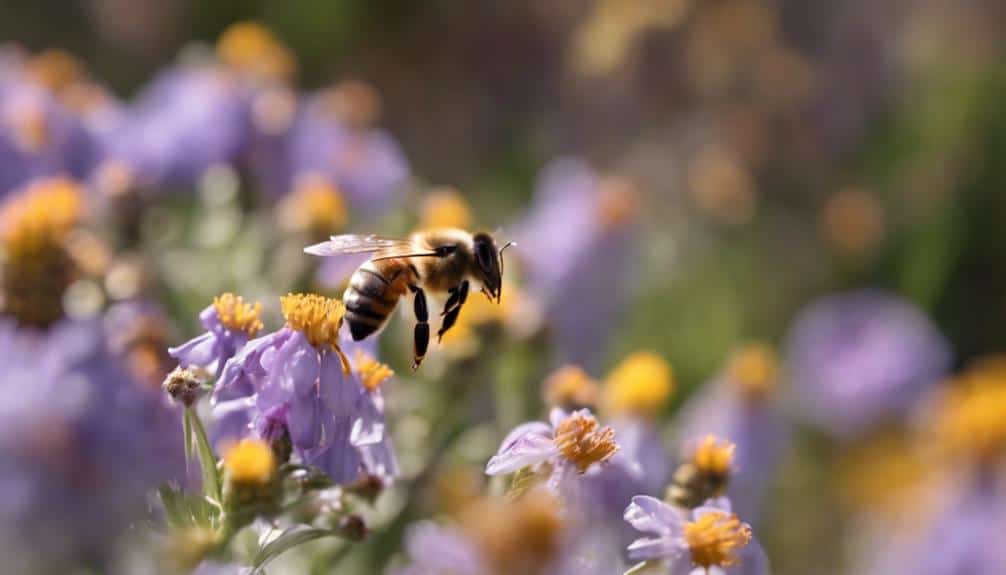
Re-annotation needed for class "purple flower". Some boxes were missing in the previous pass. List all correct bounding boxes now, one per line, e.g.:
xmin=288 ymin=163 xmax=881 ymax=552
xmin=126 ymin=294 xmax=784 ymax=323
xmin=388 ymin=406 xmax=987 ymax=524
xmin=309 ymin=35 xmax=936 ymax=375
xmin=624 ymin=496 xmax=765 ymax=575
xmin=108 ymin=65 xmax=250 ymax=188
xmin=169 ymin=293 xmax=264 ymax=381
xmin=785 ymin=289 xmax=951 ymax=438
xmin=209 ymin=294 xmax=398 ymax=486
xmin=0 ymin=318 xmax=183 ymax=571
xmin=514 ymin=158 xmax=638 ymax=372
xmin=676 ymin=345 xmax=789 ymax=523
xmin=486 ymin=408 xmax=619 ymax=497
xmin=0 ymin=78 xmax=100 ymax=194
xmin=285 ymin=82 xmax=409 ymax=214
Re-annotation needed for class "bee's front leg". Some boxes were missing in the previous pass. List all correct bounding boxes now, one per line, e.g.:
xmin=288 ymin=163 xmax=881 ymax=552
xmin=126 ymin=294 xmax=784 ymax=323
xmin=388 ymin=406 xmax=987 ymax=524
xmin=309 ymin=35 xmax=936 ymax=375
xmin=409 ymin=284 xmax=430 ymax=369
xmin=437 ymin=280 xmax=469 ymax=343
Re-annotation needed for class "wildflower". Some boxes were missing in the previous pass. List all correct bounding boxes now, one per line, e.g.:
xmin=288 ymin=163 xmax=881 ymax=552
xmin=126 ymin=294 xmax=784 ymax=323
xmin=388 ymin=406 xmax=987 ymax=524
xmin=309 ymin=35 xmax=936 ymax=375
xmin=286 ymin=81 xmax=409 ymax=214
xmin=675 ymin=344 xmax=788 ymax=523
xmin=107 ymin=64 xmax=249 ymax=187
xmin=624 ymin=496 xmax=762 ymax=574
xmin=544 ymin=365 xmax=601 ymax=411
xmin=169 ymin=293 xmax=264 ymax=381
xmin=667 ymin=436 xmax=736 ymax=509
xmin=0 ymin=178 xmax=83 ymax=327
xmin=209 ymin=294 xmax=397 ymax=487
xmin=785 ymin=289 xmax=950 ymax=438
xmin=486 ymin=408 xmax=618 ymax=495
xmin=419 ymin=187 xmax=473 ymax=230
xmin=223 ymin=438 xmax=276 ymax=485
xmin=0 ymin=76 xmax=100 ymax=193
xmin=602 ymin=351 xmax=674 ymax=419
xmin=514 ymin=158 xmax=638 ymax=372
xmin=216 ymin=21 xmax=296 ymax=84
xmin=935 ymin=357 xmax=1006 ymax=465
xmin=393 ymin=488 xmax=605 ymax=575
xmin=277 ymin=174 xmax=348 ymax=236
xmin=0 ymin=318 xmax=184 ymax=571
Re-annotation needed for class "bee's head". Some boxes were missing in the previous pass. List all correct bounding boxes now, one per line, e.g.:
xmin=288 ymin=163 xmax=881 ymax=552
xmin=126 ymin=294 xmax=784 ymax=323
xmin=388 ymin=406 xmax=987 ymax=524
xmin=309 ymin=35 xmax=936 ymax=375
xmin=472 ymin=232 xmax=513 ymax=303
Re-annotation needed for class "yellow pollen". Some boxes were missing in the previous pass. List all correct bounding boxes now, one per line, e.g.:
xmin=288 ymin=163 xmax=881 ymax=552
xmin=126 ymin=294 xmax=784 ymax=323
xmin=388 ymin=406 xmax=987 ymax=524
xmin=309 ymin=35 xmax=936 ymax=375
xmin=217 ymin=21 xmax=296 ymax=82
xmin=280 ymin=294 xmax=350 ymax=371
xmin=279 ymin=175 xmax=347 ymax=234
xmin=937 ymin=356 xmax=1006 ymax=463
xmin=726 ymin=343 xmax=778 ymax=399
xmin=683 ymin=510 xmax=752 ymax=569
xmin=602 ymin=351 xmax=674 ymax=418
xmin=419 ymin=188 xmax=473 ymax=230
xmin=553 ymin=411 xmax=618 ymax=473
xmin=212 ymin=293 xmax=264 ymax=337
xmin=692 ymin=435 xmax=736 ymax=477
xmin=28 ymin=49 xmax=83 ymax=93
xmin=1 ymin=178 xmax=83 ymax=254
xmin=223 ymin=439 xmax=276 ymax=485
xmin=355 ymin=350 xmax=394 ymax=392
xmin=543 ymin=365 xmax=600 ymax=409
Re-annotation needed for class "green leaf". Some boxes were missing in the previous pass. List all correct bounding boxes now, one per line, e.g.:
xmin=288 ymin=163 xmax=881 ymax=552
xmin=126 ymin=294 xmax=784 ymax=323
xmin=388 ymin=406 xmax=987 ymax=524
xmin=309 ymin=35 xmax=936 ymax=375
xmin=624 ymin=561 xmax=663 ymax=575
xmin=158 ymin=483 xmax=220 ymax=529
xmin=251 ymin=527 xmax=339 ymax=572
xmin=159 ymin=484 xmax=187 ymax=529
xmin=186 ymin=408 xmax=222 ymax=504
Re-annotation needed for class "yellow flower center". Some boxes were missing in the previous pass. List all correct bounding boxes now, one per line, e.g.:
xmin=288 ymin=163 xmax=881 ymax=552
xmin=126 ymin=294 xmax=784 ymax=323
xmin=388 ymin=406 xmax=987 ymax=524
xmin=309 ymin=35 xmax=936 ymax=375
xmin=217 ymin=21 xmax=296 ymax=82
xmin=595 ymin=176 xmax=639 ymax=230
xmin=553 ymin=411 xmax=618 ymax=473
xmin=937 ymin=356 xmax=1006 ymax=463
xmin=28 ymin=49 xmax=83 ymax=93
xmin=280 ymin=293 xmax=346 ymax=351
xmin=726 ymin=343 xmax=778 ymax=399
xmin=464 ymin=488 xmax=564 ymax=575
xmin=212 ymin=293 xmax=264 ymax=337
xmin=223 ymin=439 xmax=276 ymax=485
xmin=0 ymin=178 xmax=82 ymax=252
xmin=692 ymin=435 xmax=736 ymax=477
xmin=683 ymin=510 xmax=752 ymax=569
xmin=355 ymin=350 xmax=394 ymax=392
xmin=602 ymin=351 xmax=674 ymax=418
xmin=419 ymin=188 xmax=473 ymax=230
xmin=0 ymin=179 xmax=83 ymax=326
xmin=279 ymin=175 xmax=347 ymax=234
xmin=543 ymin=365 xmax=600 ymax=409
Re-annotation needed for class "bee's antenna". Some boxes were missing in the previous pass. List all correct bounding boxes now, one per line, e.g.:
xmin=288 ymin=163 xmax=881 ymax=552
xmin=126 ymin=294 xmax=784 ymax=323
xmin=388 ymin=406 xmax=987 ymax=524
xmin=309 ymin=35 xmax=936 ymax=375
xmin=497 ymin=241 xmax=515 ymax=303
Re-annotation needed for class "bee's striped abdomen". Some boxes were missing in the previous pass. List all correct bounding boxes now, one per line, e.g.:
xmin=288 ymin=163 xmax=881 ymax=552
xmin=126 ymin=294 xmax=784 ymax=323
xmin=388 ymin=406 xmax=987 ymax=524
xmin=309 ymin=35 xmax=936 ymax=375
xmin=343 ymin=262 xmax=405 ymax=341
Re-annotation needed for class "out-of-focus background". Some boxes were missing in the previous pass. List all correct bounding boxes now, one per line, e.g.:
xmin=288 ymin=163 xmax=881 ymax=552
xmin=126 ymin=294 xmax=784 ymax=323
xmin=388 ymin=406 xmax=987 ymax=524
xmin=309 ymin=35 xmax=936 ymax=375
xmin=1 ymin=1 xmax=1005 ymax=574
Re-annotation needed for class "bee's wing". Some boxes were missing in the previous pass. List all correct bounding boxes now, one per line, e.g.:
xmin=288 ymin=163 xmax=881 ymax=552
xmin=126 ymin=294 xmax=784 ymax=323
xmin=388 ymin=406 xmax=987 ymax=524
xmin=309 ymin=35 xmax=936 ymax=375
xmin=304 ymin=234 xmax=437 ymax=260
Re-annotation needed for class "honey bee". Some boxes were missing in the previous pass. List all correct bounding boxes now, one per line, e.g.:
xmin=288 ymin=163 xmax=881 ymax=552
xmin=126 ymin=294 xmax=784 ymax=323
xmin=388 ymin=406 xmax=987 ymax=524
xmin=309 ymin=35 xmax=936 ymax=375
xmin=305 ymin=229 xmax=513 ymax=368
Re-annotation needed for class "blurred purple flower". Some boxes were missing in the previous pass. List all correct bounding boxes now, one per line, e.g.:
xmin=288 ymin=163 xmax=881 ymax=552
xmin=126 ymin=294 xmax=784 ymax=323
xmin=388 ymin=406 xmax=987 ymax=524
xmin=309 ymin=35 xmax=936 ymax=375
xmin=168 ymin=293 xmax=264 ymax=381
xmin=676 ymin=345 xmax=789 ymax=524
xmin=285 ymin=84 xmax=409 ymax=214
xmin=392 ymin=522 xmax=484 ymax=575
xmin=785 ymin=289 xmax=950 ymax=438
xmin=108 ymin=65 xmax=250 ymax=188
xmin=624 ymin=495 xmax=767 ymax=575
xmin=0 ymin=79 xmax=100 ymax=194
xmin=486 ymin=407 xmax=618 ymax=498
xmin=514 ymin=158 xmax=638 ymax=372
xmin=0 ymin=318 xmax=183 ymax=571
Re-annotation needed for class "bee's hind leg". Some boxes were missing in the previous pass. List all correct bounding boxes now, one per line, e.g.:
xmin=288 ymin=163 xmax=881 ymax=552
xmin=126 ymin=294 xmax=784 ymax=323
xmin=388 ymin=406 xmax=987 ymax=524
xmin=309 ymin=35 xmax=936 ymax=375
xmin=437 ymin=280 xmax=469 ymax=343
xmin=409 ymin=284 xmax=430 ymax=370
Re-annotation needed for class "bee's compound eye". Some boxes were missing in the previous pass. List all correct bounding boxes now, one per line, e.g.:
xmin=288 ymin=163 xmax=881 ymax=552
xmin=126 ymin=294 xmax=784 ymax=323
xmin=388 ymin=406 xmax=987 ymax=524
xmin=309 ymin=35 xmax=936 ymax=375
xmin=476 ymin=242 xmax=492 ymax=268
